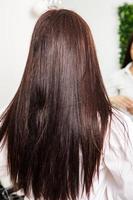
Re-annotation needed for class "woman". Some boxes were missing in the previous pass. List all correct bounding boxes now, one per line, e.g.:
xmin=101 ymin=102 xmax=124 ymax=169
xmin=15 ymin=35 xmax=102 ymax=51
xmin=0 ymin=9 xmax=133 ymax=200
xmin=107 ymin=34 xmax=133 ymax=118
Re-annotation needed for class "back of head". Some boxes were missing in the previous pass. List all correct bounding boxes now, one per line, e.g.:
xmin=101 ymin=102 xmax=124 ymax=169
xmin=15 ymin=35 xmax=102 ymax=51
xmin=0 ymin=9 xmax=112 ymax=200
xmin=122 ymin=33 xmax=133 ymax=69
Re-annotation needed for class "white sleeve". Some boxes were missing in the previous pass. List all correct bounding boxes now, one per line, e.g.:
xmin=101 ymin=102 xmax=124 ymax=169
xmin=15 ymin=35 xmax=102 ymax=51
xmin=0 ymin=142 xmax=12 ymax=187
xmin=106 ymin=72 xmax=121 ymax=96
xmin=104 ymin=112 xmax=133 ymax=199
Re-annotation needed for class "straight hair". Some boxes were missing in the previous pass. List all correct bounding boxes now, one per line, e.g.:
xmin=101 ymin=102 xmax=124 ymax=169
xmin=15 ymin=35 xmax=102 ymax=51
xmin=0 ymin=9 xmax=112 ymax=200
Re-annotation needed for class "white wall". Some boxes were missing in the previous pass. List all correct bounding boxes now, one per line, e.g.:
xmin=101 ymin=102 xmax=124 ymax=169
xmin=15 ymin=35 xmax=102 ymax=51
xmin=63 ymin=0 xmax=133 ymax=79
xmin=0 ymin=0 xmax=133 ymax=110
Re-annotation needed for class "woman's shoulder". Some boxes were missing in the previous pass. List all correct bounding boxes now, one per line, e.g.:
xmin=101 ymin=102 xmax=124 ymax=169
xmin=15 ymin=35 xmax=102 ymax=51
xmin=104 ymin=109 xmax=133 ymax=157
xmin=110 ymin=109 xmax=133 ymax=141
xmin=102 ymin=109 xmax=133 ymax=198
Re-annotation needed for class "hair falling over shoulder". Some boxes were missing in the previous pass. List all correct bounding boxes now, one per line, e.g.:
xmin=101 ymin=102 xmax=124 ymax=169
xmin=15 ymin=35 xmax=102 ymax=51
xmin=0 ymin=9 xmax=112 ymax=200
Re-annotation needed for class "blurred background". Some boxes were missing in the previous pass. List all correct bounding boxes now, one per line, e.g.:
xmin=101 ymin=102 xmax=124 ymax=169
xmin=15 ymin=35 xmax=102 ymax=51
xmin=0 ymin=0 xmax=133 ymax=111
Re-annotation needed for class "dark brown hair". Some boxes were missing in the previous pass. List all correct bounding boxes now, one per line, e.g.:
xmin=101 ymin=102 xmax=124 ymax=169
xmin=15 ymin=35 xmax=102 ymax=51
xmin=0 ymin=9 xmax=112 ymax=200
xmin=121 ymin=33 xmax=133 ymax=69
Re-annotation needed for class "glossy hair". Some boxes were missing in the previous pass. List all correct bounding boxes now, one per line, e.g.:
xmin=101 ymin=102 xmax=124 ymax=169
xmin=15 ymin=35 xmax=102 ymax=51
xmin=0 ymin=9 xmax=112 ymax=200
xmin=121 ymin=33 xmax=133 ymax=69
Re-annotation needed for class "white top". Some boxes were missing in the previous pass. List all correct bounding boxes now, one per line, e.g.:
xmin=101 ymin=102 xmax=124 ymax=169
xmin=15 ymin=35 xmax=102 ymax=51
xmin=107 ymin=62 xmax=133 ymax=97
xmin=0 ymin=111 xmax=133 ymax=199
xmin=106 ymin=62 xmax=133 ymax=119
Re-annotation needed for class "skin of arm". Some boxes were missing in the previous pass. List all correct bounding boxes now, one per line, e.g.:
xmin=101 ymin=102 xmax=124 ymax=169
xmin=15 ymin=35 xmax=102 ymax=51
xmin=110 ymin=96 xmax=133 ymax=115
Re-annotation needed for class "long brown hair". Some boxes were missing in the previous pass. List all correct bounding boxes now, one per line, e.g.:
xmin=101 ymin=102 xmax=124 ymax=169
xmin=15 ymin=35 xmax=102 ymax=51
xmin=0 ymin=9 xmax=112 ymax=200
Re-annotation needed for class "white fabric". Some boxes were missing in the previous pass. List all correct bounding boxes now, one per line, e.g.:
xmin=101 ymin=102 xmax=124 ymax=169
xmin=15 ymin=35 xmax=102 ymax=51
xmin=106 ymin=62 xmax=133 ymax=119
xmin=107 ymin=62 xmax=133 ymax=97
xmin=0 ymin=111 xmax=133 ymax=199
